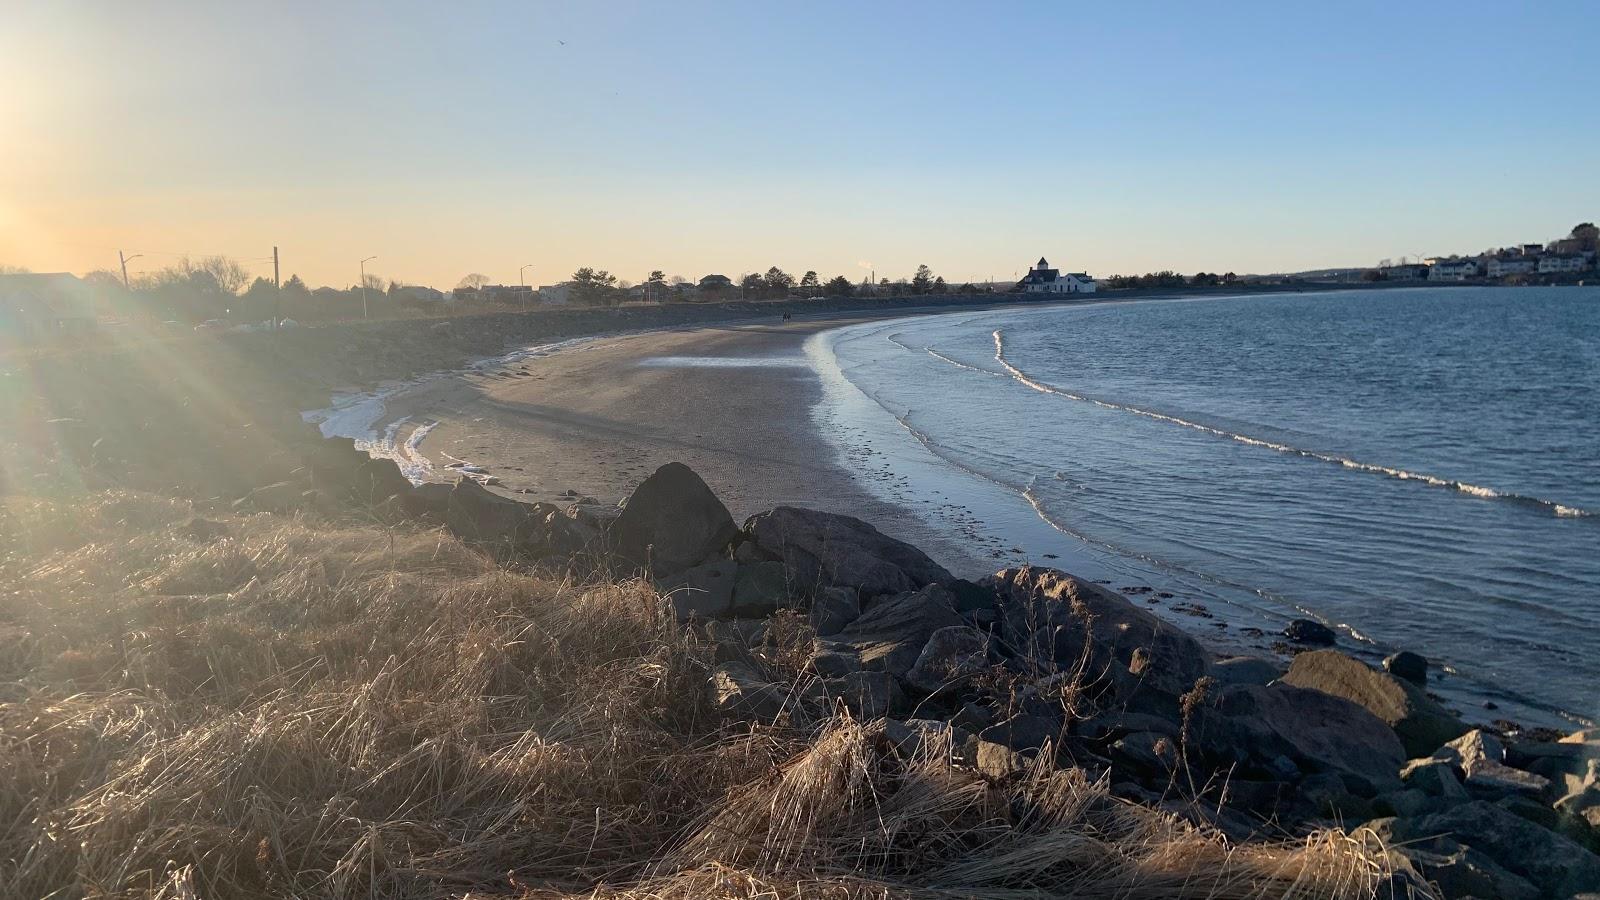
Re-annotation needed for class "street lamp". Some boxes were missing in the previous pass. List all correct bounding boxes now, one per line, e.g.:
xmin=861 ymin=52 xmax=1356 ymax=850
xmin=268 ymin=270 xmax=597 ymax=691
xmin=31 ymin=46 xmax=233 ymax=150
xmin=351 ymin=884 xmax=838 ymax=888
xmin=520 ymin=264 xmax=533 ymax=287
xmin=360 ymin=255 xmax=377 ymax=319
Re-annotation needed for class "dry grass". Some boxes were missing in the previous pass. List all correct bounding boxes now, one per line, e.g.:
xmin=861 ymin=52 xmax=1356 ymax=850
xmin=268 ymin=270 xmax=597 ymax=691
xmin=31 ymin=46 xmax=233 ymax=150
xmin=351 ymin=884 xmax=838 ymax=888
xmin=1 ymin=490 xmax=1410 ymax=899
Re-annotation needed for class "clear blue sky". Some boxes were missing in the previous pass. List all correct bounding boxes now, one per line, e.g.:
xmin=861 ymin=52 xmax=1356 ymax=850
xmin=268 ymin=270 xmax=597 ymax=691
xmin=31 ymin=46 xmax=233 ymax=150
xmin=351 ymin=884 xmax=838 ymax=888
xmin=3 ymin=0 xmax=1596 ymax=289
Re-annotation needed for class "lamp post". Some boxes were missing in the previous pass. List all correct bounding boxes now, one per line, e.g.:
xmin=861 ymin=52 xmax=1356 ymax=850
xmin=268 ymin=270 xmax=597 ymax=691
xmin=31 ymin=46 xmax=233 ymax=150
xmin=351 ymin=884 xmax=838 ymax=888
xmin=359 ymin=256 xmax=377 ymax=319
xmin=117 ymin=251 xmax=142 ymax=290
xmin=519 ymin=264 xmax=533 ymax=287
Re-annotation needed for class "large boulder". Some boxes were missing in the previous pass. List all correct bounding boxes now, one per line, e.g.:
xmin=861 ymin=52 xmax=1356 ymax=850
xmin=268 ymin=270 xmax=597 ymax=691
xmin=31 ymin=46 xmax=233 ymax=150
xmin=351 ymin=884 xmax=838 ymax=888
xmin=1282 ymin=649 xmax=1466 ymax=757
xmin=830 ymin=584 xmax=964 ymax=678
xmin=981 ymin=567 xmax=1211 ymax=701
xmin=445 ymin=478 xmax=591 ymax=560
xmin=1370 ymin=825 xmax=1541 ymax=900
xmin=657 ymin=559 xmax=737 ymax=621
xmin=1191 ymin=682 xmax=1406 ymax=789
xmin=742 ymin=506 xmax=952 ymax=597
xmin=613 ymin=463 xmax=738 ymax=575
xmin=1377 ymin=802 xmax=1600 ymax=898
xmin=904 ymin=625 xmax=992 ymax=693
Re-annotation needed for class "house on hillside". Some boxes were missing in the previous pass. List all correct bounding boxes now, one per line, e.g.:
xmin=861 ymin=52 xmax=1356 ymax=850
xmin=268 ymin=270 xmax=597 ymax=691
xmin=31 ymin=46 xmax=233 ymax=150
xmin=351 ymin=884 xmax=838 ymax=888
xmin=1428 ymin=258 xmax=1480 ymax=282
xmin=1018 ymin=257 xmax=1096 ymax=294
xmin=1538 ymin=254 xmax=1592 ymax=274
xmin=0 ymin=272 xmax=102 ymax=344
xmin=697 ymin=274 xmax=734 ymax=295
xmin=1486 ymin=256 xmax=1537 ymax=278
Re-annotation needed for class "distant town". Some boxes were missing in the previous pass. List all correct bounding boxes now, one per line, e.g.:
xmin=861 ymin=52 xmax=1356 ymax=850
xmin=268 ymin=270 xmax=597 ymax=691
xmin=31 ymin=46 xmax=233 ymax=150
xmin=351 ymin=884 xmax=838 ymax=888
xmin=1 ymin=222 xmax=1594 ymax=346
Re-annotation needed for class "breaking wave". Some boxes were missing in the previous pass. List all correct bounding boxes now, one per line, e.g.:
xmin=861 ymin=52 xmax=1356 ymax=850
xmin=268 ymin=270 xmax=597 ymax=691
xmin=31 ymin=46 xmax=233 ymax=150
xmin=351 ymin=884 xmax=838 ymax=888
xmin=987 ymin=329 xmax=1592 ymax=519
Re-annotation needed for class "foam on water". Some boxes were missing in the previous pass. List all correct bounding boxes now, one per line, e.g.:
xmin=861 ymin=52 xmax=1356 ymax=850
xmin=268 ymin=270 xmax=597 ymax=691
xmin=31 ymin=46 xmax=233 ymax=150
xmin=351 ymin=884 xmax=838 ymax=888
xmin=987 ymin=329 xmax=1593 ymax=519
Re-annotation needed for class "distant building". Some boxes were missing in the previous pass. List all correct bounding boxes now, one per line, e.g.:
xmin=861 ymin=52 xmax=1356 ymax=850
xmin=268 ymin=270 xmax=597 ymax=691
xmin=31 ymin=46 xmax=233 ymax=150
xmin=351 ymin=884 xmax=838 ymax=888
xmin=482 ymin=284 xmax=534 ymax=304
xmin=390 ymin=285 xmax=447 ymax=305
xmin=1486 ymin=257 xmax=1537 ymax=278
xmin=1538 ymin=254 xmax=1591 ymax=274
xmin=1379 ymin=264 xmax=1430 ymax=281
xmin=1018 ymin=257 xmax=1096 ymax=294
xmin=536 ymin=282 xmax=574 ymax=305
xmin=697 ymin=274 xmax=734 ymax=292
xmin=1428 ymin=258 xmax=1480 ymax=282
xmin=639 ymin=280 xmax=670 ymax=303
xmin=1518 ymin=243 xmax=1545 ymax=256
xmin=0 ymin=272 xmax=102 ymax=343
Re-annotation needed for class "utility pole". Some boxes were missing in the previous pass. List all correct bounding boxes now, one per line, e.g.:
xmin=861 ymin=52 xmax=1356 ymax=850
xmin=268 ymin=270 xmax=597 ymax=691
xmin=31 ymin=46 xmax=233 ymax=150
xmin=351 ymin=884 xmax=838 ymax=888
xmin=360 ymin=255 xmax=377 ymax=319
xmin=272 ymin=246 xmax=281 ymax=329
xmin=117 ymin=250 xmax=141 ymax=290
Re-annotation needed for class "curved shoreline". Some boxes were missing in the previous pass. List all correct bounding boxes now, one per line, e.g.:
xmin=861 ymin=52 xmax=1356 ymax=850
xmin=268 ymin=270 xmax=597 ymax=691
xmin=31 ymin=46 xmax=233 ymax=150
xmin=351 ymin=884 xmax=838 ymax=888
xmin=303 ymin=291 xmax=1585 ymax=733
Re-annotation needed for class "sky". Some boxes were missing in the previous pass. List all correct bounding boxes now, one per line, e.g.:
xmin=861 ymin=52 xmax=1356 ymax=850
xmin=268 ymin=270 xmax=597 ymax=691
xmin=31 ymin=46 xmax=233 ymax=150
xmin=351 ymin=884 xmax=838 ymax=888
xmin=2 ymin=0 xmax=1597 ymax=290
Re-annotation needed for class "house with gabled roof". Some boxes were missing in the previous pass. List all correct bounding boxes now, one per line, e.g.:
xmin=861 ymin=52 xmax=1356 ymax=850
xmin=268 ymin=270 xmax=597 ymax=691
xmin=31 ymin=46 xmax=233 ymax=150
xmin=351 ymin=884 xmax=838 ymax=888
xmin=1018 ymin=257 xmax=1096 ymax=294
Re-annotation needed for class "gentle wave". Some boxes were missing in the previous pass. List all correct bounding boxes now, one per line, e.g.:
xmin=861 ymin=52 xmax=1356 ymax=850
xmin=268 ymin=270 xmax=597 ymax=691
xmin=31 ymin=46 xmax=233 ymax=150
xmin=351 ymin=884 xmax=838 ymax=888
xmin=987 ymin=329 xmax=1593 ymax=519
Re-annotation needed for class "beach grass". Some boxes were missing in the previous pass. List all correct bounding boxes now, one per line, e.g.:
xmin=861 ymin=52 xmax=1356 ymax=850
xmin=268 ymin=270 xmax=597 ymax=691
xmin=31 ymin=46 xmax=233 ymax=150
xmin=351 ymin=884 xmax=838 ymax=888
xmin=0 ymin=490 xmax=1406 ymax=898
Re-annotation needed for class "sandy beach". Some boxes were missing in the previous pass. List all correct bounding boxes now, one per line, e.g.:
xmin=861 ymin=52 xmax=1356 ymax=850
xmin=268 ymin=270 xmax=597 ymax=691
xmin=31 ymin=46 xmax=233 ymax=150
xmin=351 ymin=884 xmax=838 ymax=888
xmin=366 ymin=310 xmax=1000 ymax=574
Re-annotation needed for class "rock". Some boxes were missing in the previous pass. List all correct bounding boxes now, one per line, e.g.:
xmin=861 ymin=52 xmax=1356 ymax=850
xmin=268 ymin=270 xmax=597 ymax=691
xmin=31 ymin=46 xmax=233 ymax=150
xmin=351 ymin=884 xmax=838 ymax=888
xmin=830 ymin=584 xmax=964 ymax=678
xmin=1375 ymin=788 xmax=1432 ymax=818
xmin=1379 ymin=801 xmax=1600 ymax=898
xmin=981 ymin=567 xmax=1211 ymax=702
xmin=1191 ymin=683 xmax=1406 ymax=789
xmin=885 ymin=718 xmax=972 ymax=760
xmin=742 ymin=506 xmax=952 ymax=597
xmin=708 ymin=662 xmax=791 ymax=722
xmin=975 ymin=740 xmax=1031 ymax=779
xmin=399 ymin=481 xmax=454 ymax=522
xmin=612 ymin=462 xmax=738 ymax=575
xmin=807 ymin=643 xmax=863 ymax=678
xmin=730 ymin=560 xmax=793 ymax=617
xmin=1282 ymin=649 xmax=1466 ymax=757
xmin=1111 ymin=731 xmax=1177 ymax=771
xmin=1283 ymin=618 xmax=1336 ymax=646
xmin=705 ymin=619 xmax=768 ymax=650
xmin=951 ymin=702 xmax=995 ymax=734
xmin=657 ymin=559 xmax=737 ymax=621
xmin=1075 ymin=711 xmax=1181 ymax=742
xmin=1435 ymin=730 xmax=1553 ymax=797
xmin=1368 ymin=822 xmax=1542 ymax=900
xmin=1400 ymin=758 xmax=1470 ymax=802
xmin=809 ymin=586 xmax=860 ymax=636
xmin=978 ymin=714 xmax=1061 ymax=753
xmin=825 ymin=671 xmax=902 ymax=719
xmin=1212 ymin=655 xmax=1283 ymax=686
xmin=1297 ymin=772 xmax=1375 ymax=821
xmin=444 ymin=477 xmax=535 ymax=545
xmin=903 ymin=626 xmax=992 ymax=693
xmin=1382 ymin=650 xmax=1429 ymax=685
xmin=351 ymin=456 xmax=412 ymax=504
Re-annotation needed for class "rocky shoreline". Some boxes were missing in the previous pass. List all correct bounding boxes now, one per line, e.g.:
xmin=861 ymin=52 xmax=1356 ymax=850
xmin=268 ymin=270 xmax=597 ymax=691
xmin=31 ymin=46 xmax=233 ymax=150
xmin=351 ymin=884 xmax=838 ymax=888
xmin=244 ymin=428 xmax=1600 ymax=900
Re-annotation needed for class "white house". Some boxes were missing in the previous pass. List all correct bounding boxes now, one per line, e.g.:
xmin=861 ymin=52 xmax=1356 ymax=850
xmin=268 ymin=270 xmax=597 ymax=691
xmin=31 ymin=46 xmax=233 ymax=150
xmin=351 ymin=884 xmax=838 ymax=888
xmin=1486 ymin=257 xmax=1537 ymax=278
xmin=1018 ymin=257 xmax=1096 ymax=294
xmin=1538 ymin=254 xmax=1591 ymax=274
xmin=1428 ymin=258 xmax=1480 ymax=282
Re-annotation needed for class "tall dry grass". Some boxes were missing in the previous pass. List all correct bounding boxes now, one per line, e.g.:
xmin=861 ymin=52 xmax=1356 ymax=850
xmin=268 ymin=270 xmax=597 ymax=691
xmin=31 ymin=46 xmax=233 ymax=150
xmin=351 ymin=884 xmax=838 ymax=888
xmin=1 ymin=491 xmax=1415 ymax=898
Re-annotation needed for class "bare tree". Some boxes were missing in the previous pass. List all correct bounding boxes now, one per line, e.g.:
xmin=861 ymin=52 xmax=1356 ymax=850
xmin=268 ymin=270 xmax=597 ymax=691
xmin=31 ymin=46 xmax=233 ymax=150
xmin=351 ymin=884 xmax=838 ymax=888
xmin=457 ymin=273 xmax=490 ymax=290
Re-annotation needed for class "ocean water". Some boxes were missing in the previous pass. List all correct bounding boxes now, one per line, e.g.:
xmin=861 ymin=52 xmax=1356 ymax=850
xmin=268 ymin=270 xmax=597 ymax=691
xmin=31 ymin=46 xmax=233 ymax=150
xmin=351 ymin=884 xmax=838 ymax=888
xmin=812 ymin=286 xmax=1600 ymax=729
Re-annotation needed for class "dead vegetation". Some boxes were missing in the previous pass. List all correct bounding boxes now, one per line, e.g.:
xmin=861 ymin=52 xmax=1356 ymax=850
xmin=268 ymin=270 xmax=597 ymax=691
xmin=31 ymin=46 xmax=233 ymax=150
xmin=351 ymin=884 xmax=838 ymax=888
xmin=1 ymin=490 xmax=1406 ymax=898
